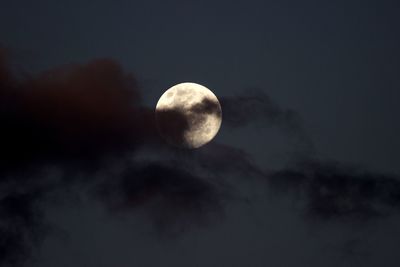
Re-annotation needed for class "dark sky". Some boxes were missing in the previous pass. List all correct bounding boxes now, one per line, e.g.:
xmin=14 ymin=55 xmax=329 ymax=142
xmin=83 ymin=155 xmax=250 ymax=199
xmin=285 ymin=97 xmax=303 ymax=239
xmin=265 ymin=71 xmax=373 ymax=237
xmin=1 ymin=0 xmax=400 ymax=266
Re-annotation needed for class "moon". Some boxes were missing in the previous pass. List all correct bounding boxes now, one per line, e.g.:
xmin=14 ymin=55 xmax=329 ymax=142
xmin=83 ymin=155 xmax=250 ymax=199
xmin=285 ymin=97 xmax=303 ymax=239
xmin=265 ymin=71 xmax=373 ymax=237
xmin=155 ymin=82 xmax=222 ymax=148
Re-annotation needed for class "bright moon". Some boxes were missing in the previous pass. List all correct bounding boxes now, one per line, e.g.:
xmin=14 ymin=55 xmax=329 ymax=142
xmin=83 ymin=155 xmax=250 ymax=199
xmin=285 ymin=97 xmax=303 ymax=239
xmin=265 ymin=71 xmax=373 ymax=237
xmin=155 ymin=82 xmax=222 ymax=148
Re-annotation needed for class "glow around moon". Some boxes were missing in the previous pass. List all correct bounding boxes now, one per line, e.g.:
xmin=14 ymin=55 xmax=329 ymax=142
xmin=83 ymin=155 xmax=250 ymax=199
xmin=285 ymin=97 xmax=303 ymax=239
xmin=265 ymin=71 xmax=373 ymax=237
xmin=155 ymin=82 xmax=222 ymax=148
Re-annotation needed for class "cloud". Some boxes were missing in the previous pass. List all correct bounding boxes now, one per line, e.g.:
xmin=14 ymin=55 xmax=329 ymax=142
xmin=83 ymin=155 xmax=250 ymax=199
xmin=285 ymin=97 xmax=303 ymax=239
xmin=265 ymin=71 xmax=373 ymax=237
xmin=190 ymin=97 xmax=222 ymax=116
xmin=0 ymin=52 xmax=162 ymax=265
xmin=0 ymin=58 xmax=159 ymax=171
xmin=220 ymin=90 xmax=303 ymax=130
xmin=220 ymin=90 xmax=315 ymax=155
xmin=96 ymin=160 xmax=227 ymax=236
xmin=268 ymin=160 xmax=400 ymax=221
xmin=0 ymin=188 xmax=49 ymax=266
xmin=219 ymin=90 xmax=400 ymax=222
xmin=155 ymin=108 xmax=191 ymax=147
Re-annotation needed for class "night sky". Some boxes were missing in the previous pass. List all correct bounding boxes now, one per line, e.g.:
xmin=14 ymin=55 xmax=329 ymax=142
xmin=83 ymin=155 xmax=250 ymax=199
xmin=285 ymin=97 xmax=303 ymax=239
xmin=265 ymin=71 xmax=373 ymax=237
xmin=1 ymin=0 xmax=400 ymax=266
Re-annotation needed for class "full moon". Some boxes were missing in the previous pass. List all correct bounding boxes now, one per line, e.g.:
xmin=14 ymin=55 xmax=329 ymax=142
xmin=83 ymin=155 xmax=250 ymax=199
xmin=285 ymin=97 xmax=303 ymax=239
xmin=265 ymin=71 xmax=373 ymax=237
xmin=155 ymin=82 xmax=222 ymax=148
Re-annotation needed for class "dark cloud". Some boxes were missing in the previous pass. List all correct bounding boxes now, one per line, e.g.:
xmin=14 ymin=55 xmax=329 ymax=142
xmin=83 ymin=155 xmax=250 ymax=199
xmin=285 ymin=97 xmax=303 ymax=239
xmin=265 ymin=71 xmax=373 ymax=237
xmin=92 ymin=142 xmax=257 ymax=236
xmin=220 ymin=90 xmax=315 ymax=155
xmin=96 ymin=161 xmax=226 ymax=236
xmin=0 ymin=57 xmax=158 ymax=171
xmin=219 ymin=90 xmax=400 ymax=222
xmin=155 ymin=108 xmax=191 ymax=147
xmin=190 ymin=97 xmax=222 ymax=116
xmin=193 ymin=143 xmax=262 ymax=178
xmin=220 ymin=90 xmax=300 ymax=129
xmin=0 ymin=52 xmax=161 ymax=265
xmin=0 ymin=188 xmax=49 ymax=267
xmin=268 ymin=160 xmax=400 ymax=221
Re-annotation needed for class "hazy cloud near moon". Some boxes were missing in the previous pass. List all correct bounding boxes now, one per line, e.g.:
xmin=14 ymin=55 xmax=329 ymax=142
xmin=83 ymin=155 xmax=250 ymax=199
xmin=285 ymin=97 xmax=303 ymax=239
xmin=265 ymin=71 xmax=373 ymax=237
xmin=1 ymin=50 xmax=400 ymax=266
xmin=220 ymin=90 xmax=315 ymax=156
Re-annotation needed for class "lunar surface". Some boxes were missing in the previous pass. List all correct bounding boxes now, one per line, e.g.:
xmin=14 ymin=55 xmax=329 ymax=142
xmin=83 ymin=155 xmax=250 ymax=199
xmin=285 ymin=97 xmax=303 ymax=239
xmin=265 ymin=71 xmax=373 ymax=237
xmin=155 ymin=82 xmax=222 ymax=148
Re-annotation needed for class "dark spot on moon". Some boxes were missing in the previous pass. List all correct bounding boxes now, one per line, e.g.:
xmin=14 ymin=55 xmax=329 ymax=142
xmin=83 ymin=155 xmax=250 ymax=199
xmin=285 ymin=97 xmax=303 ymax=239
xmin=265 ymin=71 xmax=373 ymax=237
xmin=167 ymin=91 xmax=174 ymax=98
xmin=190 ymin=97 xmax=222 ymax=118
xmin=177 ymin=88 xmax=189 ymax=96
xmin=190 ymin=114 xmax=207 ymax=128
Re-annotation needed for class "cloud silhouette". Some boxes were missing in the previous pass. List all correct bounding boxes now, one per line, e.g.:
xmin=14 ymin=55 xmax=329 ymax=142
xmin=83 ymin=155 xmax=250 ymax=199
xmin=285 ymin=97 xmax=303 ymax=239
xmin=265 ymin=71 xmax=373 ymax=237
xmin=0 ymin=187 xmax=49 ymax=267
xmin=0 ymin=52 xmax=161 ymax=265
xmin=220 ymin=90 xmax=315 ymax=155
xmin=0 ymin=57 xmax=159 ymax=170
xmin=96 ymin=160 xmax=226 ymax=236
xmin=268 ymin=160 xmax=400 ymax=221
